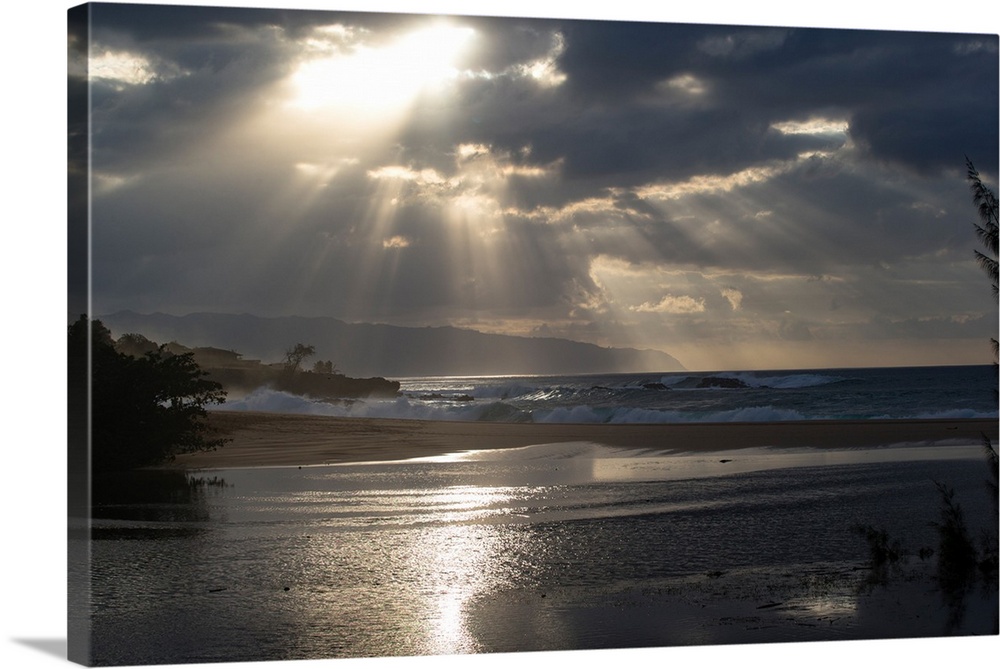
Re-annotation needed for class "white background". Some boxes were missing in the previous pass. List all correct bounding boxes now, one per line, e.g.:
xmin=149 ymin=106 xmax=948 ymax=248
xmin=2 ymin=1 xmax=997 ymax=668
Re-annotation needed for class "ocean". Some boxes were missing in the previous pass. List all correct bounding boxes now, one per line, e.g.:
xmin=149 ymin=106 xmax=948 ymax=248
xmin=221 ymin=364 xmax=998 ymax=423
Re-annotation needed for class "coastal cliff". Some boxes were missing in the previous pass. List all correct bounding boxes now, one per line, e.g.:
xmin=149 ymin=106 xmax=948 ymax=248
xmin=207 ymin=364 xmax=400 ymax=399
xmin=100 ymin=311 xmax=686 ymax=377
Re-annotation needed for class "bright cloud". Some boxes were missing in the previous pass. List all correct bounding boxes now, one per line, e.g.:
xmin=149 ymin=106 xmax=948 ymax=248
xmin=382 ymin=235 xmax=411 ymax=249
xmin=721 ymin=287 xmax=744 ymax=310
xmin=635 ymin=151 xmax=834 ymax=200
xmin=367 ymin=165 xmax=450 ymax=185
xmin=462 ymin=31 xmax=568 ymax=87
xmin=771 ymin=117 xmax=849 ymax=136
xmin=662 ymin=73 xmax=708 ymax=96
xmin=514 ymin=32 xmax=567 ymax=87
xmin=631 ymin=295 xmax=707 ymax=314
xmin=88 ymin=47 xmax=188 ymax=88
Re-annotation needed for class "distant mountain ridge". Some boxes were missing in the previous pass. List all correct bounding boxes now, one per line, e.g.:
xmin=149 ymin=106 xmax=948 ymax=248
xmin=98 ymin=311 xmax=685 ymax=377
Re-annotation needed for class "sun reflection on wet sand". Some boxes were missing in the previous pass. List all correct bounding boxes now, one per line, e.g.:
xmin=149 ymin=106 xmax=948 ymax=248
xmin=395 ymin=441 xmax=987 ymax=485
xmin=396 ymin=486 xmax=520 ymax=655
xmin=786 ymin=593 xmax=859 ymax=619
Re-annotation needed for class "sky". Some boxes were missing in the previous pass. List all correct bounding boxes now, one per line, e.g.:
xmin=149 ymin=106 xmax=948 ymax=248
xmin=2 ymin=5 xmax=998 ymax=669
xmin=66 ymin=1 xmax=999 ymax=371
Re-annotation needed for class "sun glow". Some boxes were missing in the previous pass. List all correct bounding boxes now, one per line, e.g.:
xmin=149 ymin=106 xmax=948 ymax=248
xmin=396 ymin=486 xmax=519 ymax=655
xmin=289 ymin=22 xmax=477 ymax=115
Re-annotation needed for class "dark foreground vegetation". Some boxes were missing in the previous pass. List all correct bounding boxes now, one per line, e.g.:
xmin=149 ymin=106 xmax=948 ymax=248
xmin=69 ymin=316 xmax=402 ymax=473
xmin=118 ymin=334 xmax=400 ymax=400
xmin=856 ymin=158 xmax=998 ymax=628
xmin=69 ymin=315 xmax=229 ymax=473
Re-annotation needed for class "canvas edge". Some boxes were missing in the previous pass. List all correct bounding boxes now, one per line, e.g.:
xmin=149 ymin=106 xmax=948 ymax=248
xmin=56 ymin=3 xmax=1000 ymax=668
xmin=67 ymin=3 xmax=93 ymax=666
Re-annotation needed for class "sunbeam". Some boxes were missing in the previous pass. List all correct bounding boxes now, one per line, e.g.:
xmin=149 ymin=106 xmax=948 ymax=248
xmin=82 ymin=6 xmax=999 ymax=369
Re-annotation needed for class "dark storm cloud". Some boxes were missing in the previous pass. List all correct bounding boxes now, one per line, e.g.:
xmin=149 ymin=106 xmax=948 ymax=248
xmin=556 ymin=20 xmax=703 ymax=100
xmin=490 ymin=22 xmax=997 ymax=182
xmin=84 ymin=3 xmax=416 ymax=44
xmin=84 ymin=19 xmax=292 ymax=172
xmin=852 ymin=102 xmax=998 ymax=175
xmin=83 ymin=8 xmax=997 ymax=185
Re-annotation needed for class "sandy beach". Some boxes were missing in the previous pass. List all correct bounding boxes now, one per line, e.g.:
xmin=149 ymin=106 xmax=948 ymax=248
xmin=172 ymin=411 xmax=999 ymax=468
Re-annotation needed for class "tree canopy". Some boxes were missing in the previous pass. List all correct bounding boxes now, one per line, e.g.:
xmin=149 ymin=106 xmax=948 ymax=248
xmin=282 ymin=343 xmax=316 ymax=373
xmin=69 ymin=315 xmax=228 ymax=472
xmin=966 ymin=157 xmax=998 ymax=304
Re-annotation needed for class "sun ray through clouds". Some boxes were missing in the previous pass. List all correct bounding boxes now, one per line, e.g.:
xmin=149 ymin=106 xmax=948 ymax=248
xmin=82 ymin=6 xmax=999 ymax=369
xmin=137 ymin=17 xmax=487 ymax=319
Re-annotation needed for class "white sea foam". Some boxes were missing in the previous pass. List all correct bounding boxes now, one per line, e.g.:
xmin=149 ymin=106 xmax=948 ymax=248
xmin=225 ymin=387 xmax=994 ymax=424
xmin=222 ymin=387 xmax=343 ymax=415
xmin=220 ymin=386 xmax=518 ymax=421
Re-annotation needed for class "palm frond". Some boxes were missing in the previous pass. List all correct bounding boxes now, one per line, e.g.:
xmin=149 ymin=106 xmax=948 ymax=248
xmin=966 ymin=159 xmax=1000 ymax=298
xmin=966 ymin=158 xmax=999 ymax=227
xmin=974 ymin=220 xmax=999 ymax=254
xmin=983 ymin=434 xmax=999 ymax=520
xmin=974 ymin=249 xmax=999 ymax=282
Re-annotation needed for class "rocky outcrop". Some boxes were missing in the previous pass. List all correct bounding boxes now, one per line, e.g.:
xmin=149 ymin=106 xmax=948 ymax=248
xmin=696 ymin=376 xmax=750 ymax=389
xmin=203 ymin=366 xmax=399 ymax=399
xmin=273 ymin=371 xmax=400 ymax=399
xmin=116 ymin=339 xmax=401 ymax=400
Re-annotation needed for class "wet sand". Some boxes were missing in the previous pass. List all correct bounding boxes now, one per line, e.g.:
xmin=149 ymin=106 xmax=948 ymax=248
xmin=172 ymin=411 xmax=999 ymax=468
xmin=127 ymin=412 xmax=1000 ymax=660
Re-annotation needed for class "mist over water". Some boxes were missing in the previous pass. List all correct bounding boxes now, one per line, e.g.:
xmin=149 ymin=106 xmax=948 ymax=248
xmin=218 ymin=365 xmax=998 ymax=424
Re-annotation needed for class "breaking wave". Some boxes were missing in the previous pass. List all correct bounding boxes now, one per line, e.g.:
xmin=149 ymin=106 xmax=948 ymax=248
xmin=219 ymin=387 xmax=813 ymax=423
xmin=215 ymin=367 xmax=995 ymax=424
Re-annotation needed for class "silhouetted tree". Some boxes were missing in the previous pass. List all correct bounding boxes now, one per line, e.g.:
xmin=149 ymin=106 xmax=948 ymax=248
xmin=282 ymin=343 xmax=316 ymax=373
xmin=854 ymin=162 xmax=999 ymax=614
xmin=964 ymin=158 xmax=999 ymax=460
xmin=958 ymin=159 xmax=998 ymax=586
xmin=115 ymin=332 xmax=157 ymax=358
xmin=312 ymin=359 xmax=338 ymax=375
xmin=69 ymin=315 xmax=228 ymax=472
xmin=967 ymin=157 xmax=999 ymax=305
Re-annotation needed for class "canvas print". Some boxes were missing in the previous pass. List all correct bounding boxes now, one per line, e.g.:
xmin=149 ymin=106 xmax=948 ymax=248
xmin=67 ymin=2 xmax=999 ymax=666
